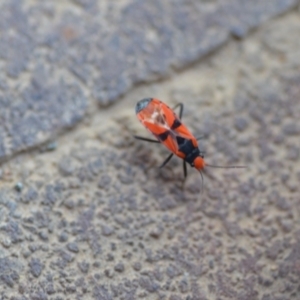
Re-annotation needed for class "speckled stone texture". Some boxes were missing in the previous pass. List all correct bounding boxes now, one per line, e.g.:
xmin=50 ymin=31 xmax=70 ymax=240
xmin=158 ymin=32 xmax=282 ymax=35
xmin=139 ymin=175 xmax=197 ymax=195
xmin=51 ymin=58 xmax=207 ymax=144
xmin=0 ymin=1 xmax=300 ymax=300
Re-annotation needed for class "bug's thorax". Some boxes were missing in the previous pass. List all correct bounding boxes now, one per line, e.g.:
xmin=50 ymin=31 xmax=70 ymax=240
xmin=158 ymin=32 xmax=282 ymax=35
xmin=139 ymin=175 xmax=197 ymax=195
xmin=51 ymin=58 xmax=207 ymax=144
xmin=140 ymin=101 xmax=171 ymax=131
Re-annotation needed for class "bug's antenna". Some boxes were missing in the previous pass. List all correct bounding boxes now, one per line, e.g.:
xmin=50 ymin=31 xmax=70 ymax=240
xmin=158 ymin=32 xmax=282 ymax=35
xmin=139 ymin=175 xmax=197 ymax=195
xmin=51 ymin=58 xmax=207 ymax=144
xmin=205 ymin=164 xmax=247 ymax=169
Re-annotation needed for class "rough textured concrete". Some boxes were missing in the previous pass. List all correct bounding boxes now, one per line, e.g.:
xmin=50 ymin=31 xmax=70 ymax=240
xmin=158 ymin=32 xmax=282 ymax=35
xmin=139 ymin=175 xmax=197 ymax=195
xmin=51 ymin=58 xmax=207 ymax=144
xmin=0 ymin=1 xmax=300 ymax=300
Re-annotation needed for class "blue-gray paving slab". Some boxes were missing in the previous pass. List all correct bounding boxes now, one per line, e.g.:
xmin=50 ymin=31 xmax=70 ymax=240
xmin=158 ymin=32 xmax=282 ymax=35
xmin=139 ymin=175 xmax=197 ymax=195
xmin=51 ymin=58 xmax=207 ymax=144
xmin=0 ymin=0 xmax=298 ymax=161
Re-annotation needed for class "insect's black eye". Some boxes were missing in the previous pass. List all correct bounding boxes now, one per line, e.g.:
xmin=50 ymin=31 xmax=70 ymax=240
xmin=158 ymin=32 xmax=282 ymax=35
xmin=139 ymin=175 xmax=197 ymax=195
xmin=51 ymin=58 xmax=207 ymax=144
xmin=135 ymin=98 xmax=152 ymax=113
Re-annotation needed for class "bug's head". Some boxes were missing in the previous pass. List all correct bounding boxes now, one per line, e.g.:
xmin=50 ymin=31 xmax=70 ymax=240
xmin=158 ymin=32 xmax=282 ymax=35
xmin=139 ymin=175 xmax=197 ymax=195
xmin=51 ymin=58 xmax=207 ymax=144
xmin=135 ymin=98 xmax=152 ymax=114
xmin=192 ymin=156 xmax=205 ymax=171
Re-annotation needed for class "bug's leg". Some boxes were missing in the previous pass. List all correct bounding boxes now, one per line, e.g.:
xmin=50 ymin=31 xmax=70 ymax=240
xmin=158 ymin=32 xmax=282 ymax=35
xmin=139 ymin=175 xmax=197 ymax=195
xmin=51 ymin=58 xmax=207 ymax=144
xmin=180 ymin=161 xmax=188 ymax=189
xmin=199 ymin=170 xmax=204 ymax=194
xmin=134 ymin=135 xmax=160 ymax=143
xmin=183 ymin=161 xmax=187 ymax=179
xmin=172 ymin=103 xmax=184 ymax=120
xmin=159 ymin=153 xmax=174 ymax=168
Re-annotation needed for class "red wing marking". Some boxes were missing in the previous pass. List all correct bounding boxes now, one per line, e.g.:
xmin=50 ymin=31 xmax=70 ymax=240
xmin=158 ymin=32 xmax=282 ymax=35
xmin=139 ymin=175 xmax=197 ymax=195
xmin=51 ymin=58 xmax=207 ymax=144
xmin=136 ymin=98 xmax=198 ymax=156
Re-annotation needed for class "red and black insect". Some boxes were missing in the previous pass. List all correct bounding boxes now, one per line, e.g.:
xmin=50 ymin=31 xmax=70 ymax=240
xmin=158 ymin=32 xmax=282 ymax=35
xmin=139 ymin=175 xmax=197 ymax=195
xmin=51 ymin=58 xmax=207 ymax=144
xmin=135 ymin=98 xmax=244 ymax=185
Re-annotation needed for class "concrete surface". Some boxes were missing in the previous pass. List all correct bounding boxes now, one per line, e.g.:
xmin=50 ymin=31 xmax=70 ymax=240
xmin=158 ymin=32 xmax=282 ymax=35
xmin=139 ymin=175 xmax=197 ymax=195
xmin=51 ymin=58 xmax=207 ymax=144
xmin=0 ymin=1 xmax=300 ymax=300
